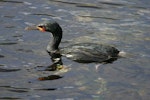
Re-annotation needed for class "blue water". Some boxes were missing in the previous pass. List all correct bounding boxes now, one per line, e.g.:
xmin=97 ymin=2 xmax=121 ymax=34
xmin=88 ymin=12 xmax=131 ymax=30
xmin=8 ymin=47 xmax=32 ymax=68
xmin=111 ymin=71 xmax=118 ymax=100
xmin=0 ymin=0 xmax=150 ymax=100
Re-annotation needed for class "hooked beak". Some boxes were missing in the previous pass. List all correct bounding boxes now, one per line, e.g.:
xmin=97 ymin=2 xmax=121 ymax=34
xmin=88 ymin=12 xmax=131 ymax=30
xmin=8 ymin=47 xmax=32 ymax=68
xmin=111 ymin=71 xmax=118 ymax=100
xmin=25 ymin=26 xmax=46 ymax=32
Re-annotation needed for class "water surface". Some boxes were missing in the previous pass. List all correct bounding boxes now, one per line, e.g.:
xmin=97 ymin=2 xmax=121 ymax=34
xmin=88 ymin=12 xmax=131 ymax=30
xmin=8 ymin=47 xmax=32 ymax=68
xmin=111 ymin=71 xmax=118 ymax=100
xmin=0 ymin=0 xmax=150 ymax=100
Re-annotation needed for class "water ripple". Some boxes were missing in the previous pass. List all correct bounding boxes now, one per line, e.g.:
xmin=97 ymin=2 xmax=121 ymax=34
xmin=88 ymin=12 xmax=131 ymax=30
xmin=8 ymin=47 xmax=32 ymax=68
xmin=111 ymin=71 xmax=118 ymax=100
xmin=34 ymin=88 xmax=57 ymax=91
xmin=32 ymin=13 xmax=56 ymax=17
xmin=0 ymin=0 xmax=23 ymax=3
xmin=0 ymin=68 xmax=20 ymax=72
xmin=99 ymin=1 xmax=126 ymax=7
xmin=78 ymin=15 xmax=119 ymax=20
xmin=0 ymin=55 xmax=5 ymax=58
xmin=76 ymin=3 xmax=102 ymax=9
xmin=0 ymin=97 xmax=21 ymax=99
xmin=50 ymin=0 xmax=102 ymax=9
xmin=0 ymin=42 xmax=17 ymax=45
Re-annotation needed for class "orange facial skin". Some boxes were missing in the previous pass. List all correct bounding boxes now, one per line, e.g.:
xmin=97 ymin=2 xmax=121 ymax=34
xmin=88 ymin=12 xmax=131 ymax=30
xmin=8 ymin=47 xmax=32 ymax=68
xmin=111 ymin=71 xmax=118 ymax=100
xmin=37 ymin=26 xmax=46 ymax=32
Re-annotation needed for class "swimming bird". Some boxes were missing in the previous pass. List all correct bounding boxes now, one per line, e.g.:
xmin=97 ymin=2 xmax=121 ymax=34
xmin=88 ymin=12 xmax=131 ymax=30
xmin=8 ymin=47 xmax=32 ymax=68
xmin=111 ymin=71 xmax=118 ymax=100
xmin=26 ymin=20 xmax=121 ymax=63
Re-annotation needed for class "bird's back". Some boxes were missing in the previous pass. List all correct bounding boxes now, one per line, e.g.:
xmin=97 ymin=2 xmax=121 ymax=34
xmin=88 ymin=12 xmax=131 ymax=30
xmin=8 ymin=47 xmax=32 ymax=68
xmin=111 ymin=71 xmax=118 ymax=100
xmin=60 ymin=43 xmax=119 ymax=63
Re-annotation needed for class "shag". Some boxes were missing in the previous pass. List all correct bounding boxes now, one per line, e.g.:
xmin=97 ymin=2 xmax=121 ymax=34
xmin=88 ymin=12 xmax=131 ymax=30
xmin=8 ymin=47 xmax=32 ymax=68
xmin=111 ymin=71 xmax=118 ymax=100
xmin=26 ymin=20 xmax=120 ymax=63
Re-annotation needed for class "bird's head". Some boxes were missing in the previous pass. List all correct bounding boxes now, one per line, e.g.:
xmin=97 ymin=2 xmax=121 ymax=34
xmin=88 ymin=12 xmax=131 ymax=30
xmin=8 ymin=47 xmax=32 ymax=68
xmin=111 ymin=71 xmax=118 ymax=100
xmin=25 ymin=20 xmax=62 ymax=34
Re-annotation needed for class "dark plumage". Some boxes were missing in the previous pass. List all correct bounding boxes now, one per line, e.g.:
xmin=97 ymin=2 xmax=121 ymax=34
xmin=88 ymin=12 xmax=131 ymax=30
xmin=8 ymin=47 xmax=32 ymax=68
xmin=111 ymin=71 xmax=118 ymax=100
xmin=26 ymin=20 xmax=120 ymax=63
xmin=61 ymin=43 xmax=119 ymax=63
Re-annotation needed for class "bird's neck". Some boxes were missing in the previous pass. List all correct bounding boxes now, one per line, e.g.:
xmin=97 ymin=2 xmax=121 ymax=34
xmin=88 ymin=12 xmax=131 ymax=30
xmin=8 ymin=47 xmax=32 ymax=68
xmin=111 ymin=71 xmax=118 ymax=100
xmin=47 ymin=31 xmax=62 ymax=53
xmin=51 ymin=34 xmax=62 ymax=50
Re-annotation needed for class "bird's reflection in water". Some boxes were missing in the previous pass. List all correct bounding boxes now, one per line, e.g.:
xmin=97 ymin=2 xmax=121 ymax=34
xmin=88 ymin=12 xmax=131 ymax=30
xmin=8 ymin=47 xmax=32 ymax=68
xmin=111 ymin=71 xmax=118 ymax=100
xmin=38 ymin=75 xmax=63 ymax=81
xmin=38 ymin=52 xmax=64 ymax=81
xmin=38 ymin=53 xmax=118 ymax=81
xmin=46 ymin=51 xmax=63 ymax=71
xmin=37 ymin=49 xmax=119 ymax=80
